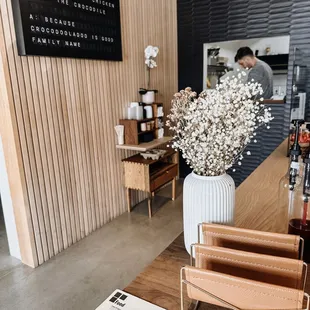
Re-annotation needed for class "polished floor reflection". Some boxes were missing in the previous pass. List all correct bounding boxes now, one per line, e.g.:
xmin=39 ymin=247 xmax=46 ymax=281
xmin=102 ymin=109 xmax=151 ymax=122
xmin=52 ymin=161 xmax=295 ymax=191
xmin=0 ymin=206 xmax=22 ymax=281
xmin=0 ymin=182 xmax=183 ymax=310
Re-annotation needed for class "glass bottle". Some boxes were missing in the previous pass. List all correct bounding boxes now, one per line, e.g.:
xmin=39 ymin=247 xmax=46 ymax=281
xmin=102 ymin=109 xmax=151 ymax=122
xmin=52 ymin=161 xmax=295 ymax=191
xmin=288 ymin=151 xmax=310 ymax=262
xmin=276 ymin=120 xmax=304 ymax=233
xmin=299 ymin=125 xmax=310 ymax=159
xmin=277 ymin=161 xmax=303 ymax=233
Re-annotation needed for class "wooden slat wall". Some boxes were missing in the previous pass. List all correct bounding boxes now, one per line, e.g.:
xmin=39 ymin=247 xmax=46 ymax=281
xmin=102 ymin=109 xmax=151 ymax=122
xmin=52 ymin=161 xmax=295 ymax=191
xmin=0 ymin=0 xmax=178 ymax=266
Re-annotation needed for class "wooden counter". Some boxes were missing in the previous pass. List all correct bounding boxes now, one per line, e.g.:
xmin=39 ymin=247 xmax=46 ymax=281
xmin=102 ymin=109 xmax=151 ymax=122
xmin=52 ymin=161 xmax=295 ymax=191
xmin=235 ymin=138 xmax=288 ymax=232
xmin=125 ymin=140 xmax=297 ymax=309
xmin=263 ymin=99 xmax=284 ymax=104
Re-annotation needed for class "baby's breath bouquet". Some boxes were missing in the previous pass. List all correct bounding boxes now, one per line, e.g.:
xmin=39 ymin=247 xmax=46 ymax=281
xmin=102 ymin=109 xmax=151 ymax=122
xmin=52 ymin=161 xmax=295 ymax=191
xmin=167 ymin=72 xmax=274 ymax=176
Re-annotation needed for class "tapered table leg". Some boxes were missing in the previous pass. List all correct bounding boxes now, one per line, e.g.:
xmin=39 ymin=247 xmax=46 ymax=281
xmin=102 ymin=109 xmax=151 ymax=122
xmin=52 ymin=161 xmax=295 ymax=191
xmin=188 ymin=300 xmax=200 ymax=310
xmin=148 ymin=194 xmax=152 ymax=218
xmin=193 ymin=301 xmax=200 ymax=310
xmin=172 ymin=177 xmax=176 ymax=201
xmin=126 ymin=188 xmax=131 ymax=213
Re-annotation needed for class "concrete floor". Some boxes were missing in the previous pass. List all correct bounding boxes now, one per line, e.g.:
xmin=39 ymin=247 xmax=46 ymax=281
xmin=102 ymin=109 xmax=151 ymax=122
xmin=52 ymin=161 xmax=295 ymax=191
xmin=0 ymin=182 xmax=183 ymax=310
xmin=0 ymin=208 xmax=22 ymax=281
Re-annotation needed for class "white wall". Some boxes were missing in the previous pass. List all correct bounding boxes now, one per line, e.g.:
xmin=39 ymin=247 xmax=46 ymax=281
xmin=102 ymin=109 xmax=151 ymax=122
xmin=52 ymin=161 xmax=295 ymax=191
xmin=273 ymin=75 xmax=287 ymax=96
xmin=244 ymin=36 xmax=290 ymax=56
xmin=203 ymin=35 xmax=290 ymax=90
xmin=0 ymin=135 xmax=21 ymax=260
xmin=204 ymin=41 xmax=241 ymax=67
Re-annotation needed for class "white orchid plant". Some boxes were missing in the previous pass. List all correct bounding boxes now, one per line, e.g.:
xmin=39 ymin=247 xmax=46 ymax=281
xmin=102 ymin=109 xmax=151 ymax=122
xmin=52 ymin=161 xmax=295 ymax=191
xmin=145 ymin=45 xmax=159 ymax=69
xmin=167 ymin=71 xmax=274 ymax=176
xmin=144 ymin=45 xmax=159 ymax=89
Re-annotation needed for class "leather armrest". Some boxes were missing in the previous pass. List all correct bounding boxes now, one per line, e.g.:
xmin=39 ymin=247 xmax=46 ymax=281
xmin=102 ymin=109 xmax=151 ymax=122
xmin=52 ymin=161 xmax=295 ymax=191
xmin=201 ymin=223 xmax=301 ymax=259
xmin=193 ymin=244 xmax=304 ymax=289
xmin=183 ymin=266 xmax=304 ymax=310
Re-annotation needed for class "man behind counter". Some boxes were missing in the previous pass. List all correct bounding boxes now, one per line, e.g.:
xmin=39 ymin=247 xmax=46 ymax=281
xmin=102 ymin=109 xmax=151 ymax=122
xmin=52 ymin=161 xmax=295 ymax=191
xmin=235 ymin=47 xmax=273 ymax=99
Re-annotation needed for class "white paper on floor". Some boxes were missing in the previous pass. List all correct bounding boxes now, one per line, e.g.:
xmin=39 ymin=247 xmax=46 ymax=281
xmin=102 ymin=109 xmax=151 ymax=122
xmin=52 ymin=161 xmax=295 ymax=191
xmin=95 ymin=289 xmax=166 ymax=310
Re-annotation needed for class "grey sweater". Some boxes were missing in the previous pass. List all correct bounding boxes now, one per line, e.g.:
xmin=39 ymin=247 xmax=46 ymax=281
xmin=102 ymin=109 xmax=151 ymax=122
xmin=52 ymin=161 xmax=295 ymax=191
xmin=248 ymin=59 xmax=273 ymax=99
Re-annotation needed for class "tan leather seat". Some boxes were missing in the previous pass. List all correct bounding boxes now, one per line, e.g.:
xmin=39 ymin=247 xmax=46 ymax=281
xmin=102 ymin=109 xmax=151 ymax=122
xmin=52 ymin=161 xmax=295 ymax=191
xmin=193 ymin=244 xmax=304 ymax=289
xmin=200 ymin=223 xmax=302 ymax=259
xmin=180 ymin=224 xmax=308 ymax=310
xmin=182 ymin=266 xmax=305 ymax=310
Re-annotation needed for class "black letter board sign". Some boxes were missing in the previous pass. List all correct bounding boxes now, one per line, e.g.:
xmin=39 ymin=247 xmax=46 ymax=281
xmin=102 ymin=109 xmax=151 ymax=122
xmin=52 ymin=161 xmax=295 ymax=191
xmin=12 ymin=0 xmax=122 ymax=61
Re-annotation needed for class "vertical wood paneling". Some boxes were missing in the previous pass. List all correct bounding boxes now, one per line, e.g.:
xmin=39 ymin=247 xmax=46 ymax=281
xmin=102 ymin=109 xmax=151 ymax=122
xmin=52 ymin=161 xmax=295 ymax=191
xmin=0 ymin=0 xmax=177 ymax=266
xmin=0 ymin=7 xmax=37 ymax=267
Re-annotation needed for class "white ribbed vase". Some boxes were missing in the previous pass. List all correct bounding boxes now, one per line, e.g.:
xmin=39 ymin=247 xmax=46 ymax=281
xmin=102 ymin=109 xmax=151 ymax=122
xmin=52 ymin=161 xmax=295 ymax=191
xmin=183 ymin=172 xmax=235 ymax=254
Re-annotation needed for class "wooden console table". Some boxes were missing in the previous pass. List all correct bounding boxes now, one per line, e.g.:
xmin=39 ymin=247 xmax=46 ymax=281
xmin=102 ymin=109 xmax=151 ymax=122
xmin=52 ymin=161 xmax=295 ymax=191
xmin=116 ymin=136 xmax=172 ymax=152
xmin=122 ymin=149 xmax=178 ymax=218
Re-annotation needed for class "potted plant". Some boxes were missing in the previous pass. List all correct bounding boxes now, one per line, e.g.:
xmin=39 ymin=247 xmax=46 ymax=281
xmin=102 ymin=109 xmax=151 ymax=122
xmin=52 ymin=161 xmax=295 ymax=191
xmin=139 ymin=45 xmax=159 ymax=104
xmin=167 ymin=72 xmax=273 ymax=253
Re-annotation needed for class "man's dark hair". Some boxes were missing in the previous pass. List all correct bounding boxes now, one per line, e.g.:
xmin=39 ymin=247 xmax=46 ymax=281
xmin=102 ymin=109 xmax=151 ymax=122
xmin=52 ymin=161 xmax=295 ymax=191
xmin=235 ymin=47 xmax=254 ymax=62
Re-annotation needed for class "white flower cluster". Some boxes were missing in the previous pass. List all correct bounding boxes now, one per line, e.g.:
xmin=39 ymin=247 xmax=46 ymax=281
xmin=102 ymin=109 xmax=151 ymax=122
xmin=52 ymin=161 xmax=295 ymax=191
xmin=167 ymin=72 xmax=274 ymax=176
xmin=145 ymin=45 xmax=159 ymax=68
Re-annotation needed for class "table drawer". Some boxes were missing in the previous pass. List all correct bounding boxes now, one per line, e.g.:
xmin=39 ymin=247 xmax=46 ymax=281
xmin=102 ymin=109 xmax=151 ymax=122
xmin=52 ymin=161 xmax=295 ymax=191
xmin=150 ymin=164 xmax=178 ymax=192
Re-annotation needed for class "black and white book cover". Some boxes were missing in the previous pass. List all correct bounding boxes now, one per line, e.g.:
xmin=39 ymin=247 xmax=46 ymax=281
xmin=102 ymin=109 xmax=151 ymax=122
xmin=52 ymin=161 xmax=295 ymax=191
xmin=96 ymin=289 xmax=166 ymax=310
